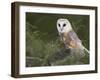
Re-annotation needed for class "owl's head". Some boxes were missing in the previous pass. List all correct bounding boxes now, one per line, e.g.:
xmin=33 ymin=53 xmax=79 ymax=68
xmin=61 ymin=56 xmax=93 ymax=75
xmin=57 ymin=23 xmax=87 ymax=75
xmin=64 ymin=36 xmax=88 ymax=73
xmin=57 ymin=18 xmax=72 ymax=33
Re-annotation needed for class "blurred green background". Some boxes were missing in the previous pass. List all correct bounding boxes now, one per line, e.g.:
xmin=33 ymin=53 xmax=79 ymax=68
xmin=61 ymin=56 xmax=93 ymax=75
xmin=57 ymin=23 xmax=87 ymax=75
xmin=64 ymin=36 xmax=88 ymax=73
xmin=26 ymin=12 xmax=89 ymax=67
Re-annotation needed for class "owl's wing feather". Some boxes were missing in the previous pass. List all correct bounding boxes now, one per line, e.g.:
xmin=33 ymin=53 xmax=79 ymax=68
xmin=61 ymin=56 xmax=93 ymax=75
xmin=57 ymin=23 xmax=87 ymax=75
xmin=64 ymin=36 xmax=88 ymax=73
xmin=68 ymin=30 xmax=81 ymax=43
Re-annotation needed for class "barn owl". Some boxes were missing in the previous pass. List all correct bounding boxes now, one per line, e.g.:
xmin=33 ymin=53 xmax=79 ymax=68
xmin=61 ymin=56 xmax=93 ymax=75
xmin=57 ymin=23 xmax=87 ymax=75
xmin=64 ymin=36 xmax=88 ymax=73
xmin=57 ymin=18 xmax=89 ymax=54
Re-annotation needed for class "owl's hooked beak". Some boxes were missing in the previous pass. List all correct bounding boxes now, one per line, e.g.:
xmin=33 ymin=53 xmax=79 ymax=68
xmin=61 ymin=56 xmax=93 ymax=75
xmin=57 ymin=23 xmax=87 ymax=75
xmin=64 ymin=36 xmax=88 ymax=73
xmin=61 ymin=28 xmax=63 ymax=31
xmin=60 ymin=28 xmax=64 ymax=33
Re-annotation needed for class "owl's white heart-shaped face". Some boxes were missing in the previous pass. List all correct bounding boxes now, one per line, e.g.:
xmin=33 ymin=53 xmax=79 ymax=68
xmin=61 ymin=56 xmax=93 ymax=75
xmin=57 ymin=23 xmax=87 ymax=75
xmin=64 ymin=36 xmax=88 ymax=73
xmin=57 ymin=18 xmax=72 ymax=33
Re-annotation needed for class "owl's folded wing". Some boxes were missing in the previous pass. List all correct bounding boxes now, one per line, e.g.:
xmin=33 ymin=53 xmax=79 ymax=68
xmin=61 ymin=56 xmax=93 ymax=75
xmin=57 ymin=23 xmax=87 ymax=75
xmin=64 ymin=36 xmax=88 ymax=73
xmin=68 ymin=30 xmax=81 ymax=43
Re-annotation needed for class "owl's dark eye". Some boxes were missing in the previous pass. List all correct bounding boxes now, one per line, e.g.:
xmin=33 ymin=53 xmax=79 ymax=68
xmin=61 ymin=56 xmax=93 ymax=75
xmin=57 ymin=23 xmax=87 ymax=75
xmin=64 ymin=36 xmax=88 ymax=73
xmin=58 ymin=24 xmax=60 ymax=27
xmin=63 ymin=23 xmax=66 ymax=27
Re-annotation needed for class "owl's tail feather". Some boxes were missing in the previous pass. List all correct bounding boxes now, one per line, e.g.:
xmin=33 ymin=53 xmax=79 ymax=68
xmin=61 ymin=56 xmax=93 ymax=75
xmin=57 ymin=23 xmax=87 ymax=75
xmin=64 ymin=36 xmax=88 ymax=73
xmin=82 ymin=46 xmax=89 ymax=54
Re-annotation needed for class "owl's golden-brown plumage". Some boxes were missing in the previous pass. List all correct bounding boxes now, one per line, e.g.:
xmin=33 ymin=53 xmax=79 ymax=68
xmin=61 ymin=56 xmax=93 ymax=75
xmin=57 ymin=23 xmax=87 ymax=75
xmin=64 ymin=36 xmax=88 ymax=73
xmin=60 ymin=31 xmax=82 ymax=49
xmin=57 ymin=18 xmax=89 ymax=54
